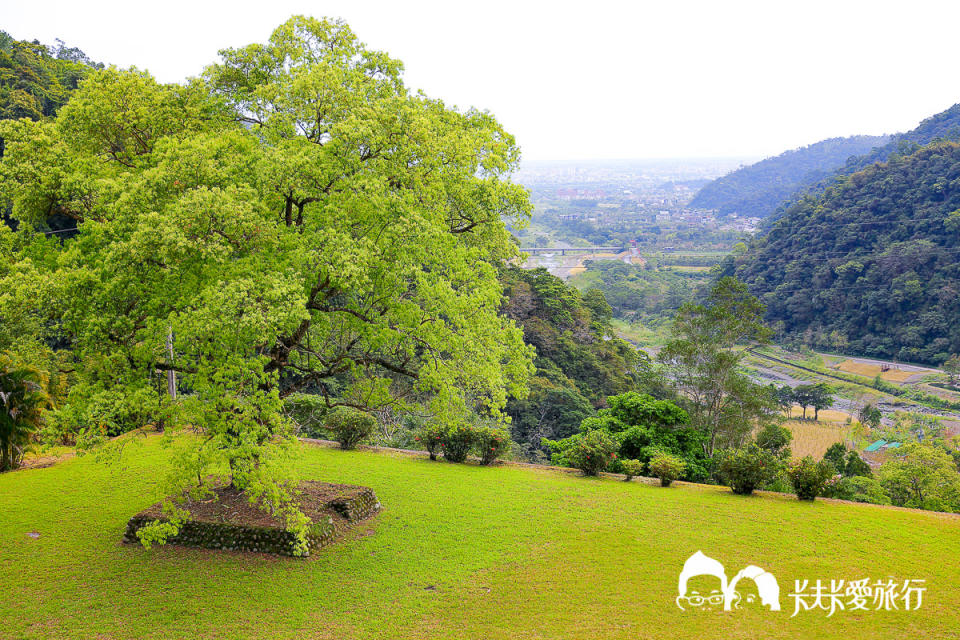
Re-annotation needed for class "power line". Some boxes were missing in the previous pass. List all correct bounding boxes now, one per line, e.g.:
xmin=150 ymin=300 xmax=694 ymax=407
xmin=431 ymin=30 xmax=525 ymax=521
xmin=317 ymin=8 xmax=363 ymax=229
xmin=31 ymin=227 xmax=79 ymax=235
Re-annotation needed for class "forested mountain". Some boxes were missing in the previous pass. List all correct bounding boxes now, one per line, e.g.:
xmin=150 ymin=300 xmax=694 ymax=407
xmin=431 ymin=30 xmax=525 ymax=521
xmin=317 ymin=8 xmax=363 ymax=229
xmin=758 ymin=103 xmax=960 ymax=225
xmin=722 ymin=141 xmax=960 ymax=364
xmin=835 ymin=103 xmax=960 ymax=176
xmin=0 ymin=30 xmax=101 ymax=124
xmin=690 ymin=135 xmax=889 ymax=217
xmin=0 ymin=31 xmax=101 ymax=231
xmin=499 ymin=266 xmax=639 ymax=457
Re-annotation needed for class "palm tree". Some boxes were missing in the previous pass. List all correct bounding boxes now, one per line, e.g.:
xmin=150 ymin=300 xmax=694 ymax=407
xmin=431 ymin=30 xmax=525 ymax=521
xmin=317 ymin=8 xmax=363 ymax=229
xmin=0 ymin=354 xmax=51 ymax=471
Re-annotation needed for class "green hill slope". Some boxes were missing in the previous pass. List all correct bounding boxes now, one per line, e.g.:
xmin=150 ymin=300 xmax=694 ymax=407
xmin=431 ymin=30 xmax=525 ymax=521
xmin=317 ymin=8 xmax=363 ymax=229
xmin=726 ymin=141 xmax=960 ymax=365
xmin=1 ymin=436 xmax=957 ymax=639
xmin=836 ymin=103 xmax=960 ymax=178
xmin=690 ymin=135 xmax=889 ymax=217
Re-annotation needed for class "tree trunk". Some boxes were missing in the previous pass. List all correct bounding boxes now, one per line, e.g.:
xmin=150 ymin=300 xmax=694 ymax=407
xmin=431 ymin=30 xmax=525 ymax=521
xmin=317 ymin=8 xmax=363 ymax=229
xmin=166 ymin=329 xmax=177 ymax=401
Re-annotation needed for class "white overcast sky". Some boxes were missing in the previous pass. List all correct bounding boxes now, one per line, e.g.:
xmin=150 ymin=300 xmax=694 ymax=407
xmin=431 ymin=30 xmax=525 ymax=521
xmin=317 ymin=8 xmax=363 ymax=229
xmin=5 ymin=0 xmax=960 ymax=161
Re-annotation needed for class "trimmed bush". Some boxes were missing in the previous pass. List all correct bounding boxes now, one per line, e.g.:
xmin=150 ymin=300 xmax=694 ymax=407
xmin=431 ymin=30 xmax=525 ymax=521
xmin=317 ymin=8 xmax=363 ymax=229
xmin=621 ymin=459 xmax=643 ymax=481
xmin=715 ymin=445 xmax=779 ymax=496
xmin=326 ymin=406 xmax=376 ymax=450
xmin=564 ymin=429 xmax=618 ymax=476
xmin=788 ymin=456 xmax=834 ymax=501
xmin=441 ymin=424 xmax=477 ymax=463
xmin=649 ymin=453 xmax=686 ymax=487
xmin=475 ymin=426 xmax=510 ymax=465
xmin=415 ymin=423 xmax=447 ymax=461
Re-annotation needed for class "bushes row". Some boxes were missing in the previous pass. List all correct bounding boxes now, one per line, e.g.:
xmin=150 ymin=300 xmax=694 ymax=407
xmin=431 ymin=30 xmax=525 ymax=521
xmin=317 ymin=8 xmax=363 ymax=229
xmin=544 ymin=427 xmax=688 ymax=487
xmin=416 ymin=424 xmax=510 ymax=465
xmin=283 ymin=395 xmax=513 ymax=464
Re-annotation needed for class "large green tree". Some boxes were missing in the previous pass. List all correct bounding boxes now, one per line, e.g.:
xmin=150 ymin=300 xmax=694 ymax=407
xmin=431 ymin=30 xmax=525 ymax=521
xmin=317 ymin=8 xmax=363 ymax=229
xmin=0 ymin=17 xmax=534 ymax=549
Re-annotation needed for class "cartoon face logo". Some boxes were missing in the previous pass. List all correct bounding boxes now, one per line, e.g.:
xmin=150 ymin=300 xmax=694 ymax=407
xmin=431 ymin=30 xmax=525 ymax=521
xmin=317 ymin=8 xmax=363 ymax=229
xmin=729 ymin=565 xmax=781 ymax=611
xmin=676 ymin=551 xmax=727 ymax=611
xmin=676 ymin=551 xmax=780 ymax=612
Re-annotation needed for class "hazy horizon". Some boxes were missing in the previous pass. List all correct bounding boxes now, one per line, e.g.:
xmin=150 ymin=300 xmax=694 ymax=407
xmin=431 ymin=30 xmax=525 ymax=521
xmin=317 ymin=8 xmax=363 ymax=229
xmin=6 ymin=0 xmax=958 ymax=162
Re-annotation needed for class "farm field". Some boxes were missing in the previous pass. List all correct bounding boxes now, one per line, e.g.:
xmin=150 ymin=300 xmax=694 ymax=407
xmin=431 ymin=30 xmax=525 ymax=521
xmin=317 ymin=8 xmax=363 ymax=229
xmin=783 ymin=420 xmax=848 ymax=459
xmin=787 ymin=406 xmax=851 ymax=423
xmin=1 ymin=437 xmax=958 ymax=640
xmin=831 ymin=360 xmax=925 ymax=383
xmin=663 ymin=264 xmax=712 ymax=272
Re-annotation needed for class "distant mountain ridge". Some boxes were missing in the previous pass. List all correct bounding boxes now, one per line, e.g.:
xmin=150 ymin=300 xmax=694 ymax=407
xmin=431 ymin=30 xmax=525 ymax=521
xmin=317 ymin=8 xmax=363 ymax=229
xmin=690 ymin=135 xmax=889 ymax=217
xmin=693 ymin=103 xmax=960 ymax=221
xmin=723 ymin=140 xmax=960 ymax=365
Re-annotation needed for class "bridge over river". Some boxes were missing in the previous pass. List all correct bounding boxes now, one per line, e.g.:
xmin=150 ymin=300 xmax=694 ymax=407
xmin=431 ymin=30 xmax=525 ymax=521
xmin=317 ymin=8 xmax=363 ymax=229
xmin=519 ymin=246 xmax=627 ymax=255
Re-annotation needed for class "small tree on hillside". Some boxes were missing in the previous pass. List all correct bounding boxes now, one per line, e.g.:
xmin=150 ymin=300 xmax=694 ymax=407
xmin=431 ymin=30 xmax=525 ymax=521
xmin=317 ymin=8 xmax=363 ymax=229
xmin=944 ymin=354 xmax=960 ymax=388
xmin=788 ymin=456 xmax=834 ymax=501
xmin=715 ymin=444 xmax=780 ymax=495
xmin=793 ymin=385 xmax=815 ymax=420
xmin=657 ymin=277 xmax=773 ymax=456
xmin=823 ymin=443 xmax=847 ymax=473
xmin=755 ymin=423 xmax=792 ymax=459
xmin=774 ymin=385 xmax=795 ymax=416
xmin=858 ymin=404 xmax=882 ymax=429
xmin=810 ymin=384 xmax=835 ymax=421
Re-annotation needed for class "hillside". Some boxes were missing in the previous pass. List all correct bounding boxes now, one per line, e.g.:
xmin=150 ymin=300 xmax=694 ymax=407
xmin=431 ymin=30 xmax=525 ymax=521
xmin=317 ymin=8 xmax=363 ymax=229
xmin=760 ymin=103 xmax=960 ymax=224
xmin=1 ymin=436 xmax=958 ymax=639
xmin=500 ymin=266 xmax=638 ymax=457
xmin=726 ymin=141 xmax=960 ymax=365
xmin=689 ymin=135 xmax=889 ymax=217
xmin=836 ymin=103 xmax=960 ymax=177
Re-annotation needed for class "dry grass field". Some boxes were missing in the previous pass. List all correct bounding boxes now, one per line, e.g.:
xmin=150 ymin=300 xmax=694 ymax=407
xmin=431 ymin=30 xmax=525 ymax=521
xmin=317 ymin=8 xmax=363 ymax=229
xmin=832 ymin=360 xmax=920 ymax=382
xmin=785 ymin=419 xmax=848 ymax=459
xmin=787 ymin=406 xmax=851 ymax=423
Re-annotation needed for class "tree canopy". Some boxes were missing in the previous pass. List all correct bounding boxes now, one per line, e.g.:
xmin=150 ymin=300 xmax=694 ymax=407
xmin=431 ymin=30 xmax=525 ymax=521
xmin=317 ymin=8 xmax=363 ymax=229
xmin=0 ymin=16 xmax=534 ymax=548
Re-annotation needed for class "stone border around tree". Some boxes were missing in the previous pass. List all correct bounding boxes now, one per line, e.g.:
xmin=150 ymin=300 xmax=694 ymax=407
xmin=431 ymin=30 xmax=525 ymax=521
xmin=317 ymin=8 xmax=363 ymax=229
xmin=123 ymin=485 xmax=381 ymax=557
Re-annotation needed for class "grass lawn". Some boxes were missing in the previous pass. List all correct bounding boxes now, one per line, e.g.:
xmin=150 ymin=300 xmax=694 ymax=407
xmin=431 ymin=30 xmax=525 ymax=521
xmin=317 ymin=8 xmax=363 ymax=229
xmin=1 ymin=436 xmax=958 ymax=639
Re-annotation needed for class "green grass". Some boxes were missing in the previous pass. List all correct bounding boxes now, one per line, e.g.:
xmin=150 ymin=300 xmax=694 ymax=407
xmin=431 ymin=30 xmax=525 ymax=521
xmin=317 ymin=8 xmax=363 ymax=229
xmin=610 ymin=318 xmax=669 ymax=346
xmin=2 ymin=437 xmax=958 ymax=639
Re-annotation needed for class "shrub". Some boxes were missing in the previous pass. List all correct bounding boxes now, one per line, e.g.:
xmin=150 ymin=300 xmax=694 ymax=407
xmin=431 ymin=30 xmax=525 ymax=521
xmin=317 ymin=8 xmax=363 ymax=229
xmin=820 ymin=474 xmax=851 ymax=499
xmin=326 ymin=406 xmax=376 ymax=450
xmin=621 ymin=459 xmax=643 ymax=481
xmin=823 ymin=443 xmax=847 ymax=473
xmin=715 ymin=445 xmax=779 ymax=496
xmin=283 ymin=393 xmax=328 ymax=438
xmin=844 ymin=476 xmax=891 ymax=505
xmin=788 ymin=456 xmax=834 ymax=501
xmin=564 ymin=429 xmax=619 ymax=476
xmin=474 ymin=426 xmax=510 ymax=465
xmin=843 ymin=450 xmax=872 ymax=477
xmin=755 ymin=423 xmax=792 ymax=459
xmin=415 ymin=423 xmax=447 ymax=461
xmin=649 ymin=453 xmax=686 ymax=487
xmin=442 ymin=424 xmax=478 ymax=463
